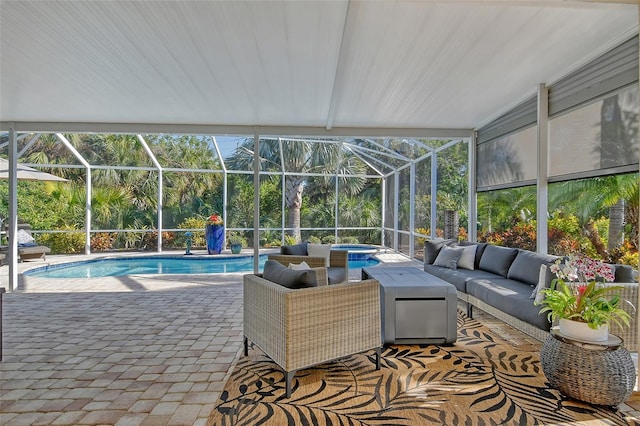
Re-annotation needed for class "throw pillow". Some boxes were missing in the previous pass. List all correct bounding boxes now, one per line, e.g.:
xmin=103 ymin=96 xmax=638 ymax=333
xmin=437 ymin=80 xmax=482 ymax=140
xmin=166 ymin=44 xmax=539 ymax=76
xmin=459 ymin=241 xmax=488 ymax=269
xmin=16 ymin=229 xmax=35 ymax=245
xmin=288 ymin=261 xmax=310 ymax=270
xmin=424 ymin=238 xmax=455 ymax=264
xmin=456 ymin=244 xmax=477 ymax=270
xmin=262 ymin=260 xmax=317 ymax=289
xmin=307 ymin=243 xmax=331 ymax=267
xmin=433 ymin=246 xmax=464 ymax=269
xmin=531 ymin=264 xmax=548 ymax=304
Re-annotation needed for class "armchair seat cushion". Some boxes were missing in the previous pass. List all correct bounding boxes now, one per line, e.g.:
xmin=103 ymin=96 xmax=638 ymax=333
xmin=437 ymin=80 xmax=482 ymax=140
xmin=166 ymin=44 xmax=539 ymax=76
xmin=327 ymin=267 xmax=347 ymax=285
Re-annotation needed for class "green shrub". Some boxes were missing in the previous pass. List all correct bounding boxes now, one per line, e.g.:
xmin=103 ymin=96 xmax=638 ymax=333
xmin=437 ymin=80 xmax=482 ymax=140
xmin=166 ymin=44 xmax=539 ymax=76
xmin=283 ymin=235 xmax=298 ymax=246
xmin=321 ymin=235 xmax=336 ymax=244
xmin=38 ymin=227 xmax=85 ymax=254
xmin=177 ymin=217 xmax=207 ymax=247
xmin=307 ymin=235 xmax=322 ymax=244
xmin=340 ymin=236 xmax=359 ymax=244
xmin=91 ymin=232 xmax=115 ymax=252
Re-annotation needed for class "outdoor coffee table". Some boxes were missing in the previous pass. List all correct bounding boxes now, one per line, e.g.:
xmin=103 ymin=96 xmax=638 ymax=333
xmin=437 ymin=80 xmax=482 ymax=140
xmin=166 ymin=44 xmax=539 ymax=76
xmin=362 ymin=266 xmax=457 ymax=345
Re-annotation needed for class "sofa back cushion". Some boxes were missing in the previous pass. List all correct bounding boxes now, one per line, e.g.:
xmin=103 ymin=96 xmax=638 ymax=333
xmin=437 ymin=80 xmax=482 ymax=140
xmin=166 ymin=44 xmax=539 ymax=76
xmin=459 ymin=241 xmax=487 ymax=269
xmin=612 ymin=264 xmax=637 ymax=283
xmin=263 ymin=260 xmax=318 ymax=288
xmin=280 ymin=242 xmax=308 ymax=256
xmin=478 ymin=245 xmax=518 ymax=277
xmin=507 ymin=250 xmax=558 ymax=286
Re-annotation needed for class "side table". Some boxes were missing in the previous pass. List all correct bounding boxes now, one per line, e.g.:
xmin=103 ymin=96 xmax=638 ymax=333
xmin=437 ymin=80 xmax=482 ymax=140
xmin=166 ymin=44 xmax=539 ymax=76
xmin=540 ymin=327 xmax=635 ymax=406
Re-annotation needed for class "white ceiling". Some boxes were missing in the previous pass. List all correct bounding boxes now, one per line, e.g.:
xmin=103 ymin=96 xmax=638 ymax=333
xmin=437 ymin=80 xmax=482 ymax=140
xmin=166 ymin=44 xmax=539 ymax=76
xmin=0 ymin=1 xmax=637 ymax=135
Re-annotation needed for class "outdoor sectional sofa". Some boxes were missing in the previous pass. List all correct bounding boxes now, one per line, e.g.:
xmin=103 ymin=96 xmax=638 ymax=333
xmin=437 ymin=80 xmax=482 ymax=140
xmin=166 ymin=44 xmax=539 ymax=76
xmin=423 ymin=240 xmax=638 ymax=346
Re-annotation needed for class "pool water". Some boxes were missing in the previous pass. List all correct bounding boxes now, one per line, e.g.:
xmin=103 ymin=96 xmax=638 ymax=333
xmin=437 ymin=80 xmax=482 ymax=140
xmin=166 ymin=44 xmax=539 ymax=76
xmin=24 ymin=254 xmax=380 ymax=278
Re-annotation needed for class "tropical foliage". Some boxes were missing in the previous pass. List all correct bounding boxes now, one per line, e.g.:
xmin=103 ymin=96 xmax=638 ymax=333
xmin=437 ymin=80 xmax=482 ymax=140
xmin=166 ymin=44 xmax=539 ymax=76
xmin=537 ymin=255 xmax=631 ymax=330
xmin=0 ymin=132 xmax=637 ymax=268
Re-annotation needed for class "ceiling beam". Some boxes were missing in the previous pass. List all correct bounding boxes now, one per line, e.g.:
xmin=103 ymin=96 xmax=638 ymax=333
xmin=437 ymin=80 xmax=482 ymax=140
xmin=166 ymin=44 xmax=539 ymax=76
xmin=1 ymin=122 xmax=473 ymax=139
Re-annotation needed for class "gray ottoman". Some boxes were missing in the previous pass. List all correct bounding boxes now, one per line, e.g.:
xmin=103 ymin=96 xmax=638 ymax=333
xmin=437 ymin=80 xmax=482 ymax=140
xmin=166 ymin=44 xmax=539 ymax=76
xmin=362 ymin=267 xmax=457 ymax=345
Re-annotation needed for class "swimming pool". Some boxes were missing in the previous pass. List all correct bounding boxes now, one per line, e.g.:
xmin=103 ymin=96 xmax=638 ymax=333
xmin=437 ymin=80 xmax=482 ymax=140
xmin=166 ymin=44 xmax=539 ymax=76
xmin=24 ymin=254 xmax=380 ymax=278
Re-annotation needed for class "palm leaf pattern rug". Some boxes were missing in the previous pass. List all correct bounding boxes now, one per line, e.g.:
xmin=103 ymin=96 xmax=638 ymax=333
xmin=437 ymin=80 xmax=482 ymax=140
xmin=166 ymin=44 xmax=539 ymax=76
xmin=209 ymin=312 xmax=639 ymax=425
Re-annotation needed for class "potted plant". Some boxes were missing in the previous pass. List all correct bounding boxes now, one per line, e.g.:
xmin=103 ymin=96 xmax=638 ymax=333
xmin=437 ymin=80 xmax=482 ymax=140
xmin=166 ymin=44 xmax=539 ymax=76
xmin=205 ymin=214 xmax=224 ymax=254
xmin=227 ymin=232 xmax=246 ymax=254
xmin=537 ymin=254 xmax=632 ymax=342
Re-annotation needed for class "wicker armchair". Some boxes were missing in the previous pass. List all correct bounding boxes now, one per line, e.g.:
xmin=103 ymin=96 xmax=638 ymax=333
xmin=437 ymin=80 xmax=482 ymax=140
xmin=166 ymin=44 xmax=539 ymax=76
xmin=604 ymin=282 xmax=638 ymax=350
xmin=268 ymin=249 xmax=349 ymax=285
xmin=243 ymin=274 xmax=382 ymax=398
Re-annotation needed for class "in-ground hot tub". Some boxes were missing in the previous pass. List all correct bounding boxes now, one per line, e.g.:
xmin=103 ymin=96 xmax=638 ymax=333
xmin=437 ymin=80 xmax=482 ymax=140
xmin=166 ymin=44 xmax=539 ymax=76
xmin=331 ymin=244 xmax=380 ymax=268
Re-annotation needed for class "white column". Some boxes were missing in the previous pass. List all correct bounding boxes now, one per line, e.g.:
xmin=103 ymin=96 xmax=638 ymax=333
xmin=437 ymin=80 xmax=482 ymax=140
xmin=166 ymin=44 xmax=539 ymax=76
xmin=381 ymin=177 xmax=386 ymax=247
xmin=409 ymin=161 xmax=416 ymax=257
xmin=56 ymin=134 xmax=92 ymax=254
xmin=137 ymin=135 xmax=163 ymax=252
xmin=636 ymin=2 xmax=640 ymax=372
xmin=8 ymin=124 xmax=18 ymax=292
xmin=430 ymin=152 xmax=437 ymax=238
xmin=253 ymin=129 xmax=260 ymax=273
xmin=536 ymin=83 xmax=549 ymax=254
xmin=468 ymin=135 xmax=477 ymax=242
xmin=393 ymin=171 xmax=399 ymax=252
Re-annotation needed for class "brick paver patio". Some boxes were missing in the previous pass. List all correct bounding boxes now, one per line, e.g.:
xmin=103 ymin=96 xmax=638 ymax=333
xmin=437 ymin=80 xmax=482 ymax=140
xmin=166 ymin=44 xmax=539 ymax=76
xmin=1 ymin=251 xmax=639 ymax=425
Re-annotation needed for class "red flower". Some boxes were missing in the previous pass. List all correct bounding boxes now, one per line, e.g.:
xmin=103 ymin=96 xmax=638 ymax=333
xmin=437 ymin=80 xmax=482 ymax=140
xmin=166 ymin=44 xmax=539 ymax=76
xmin=208 ymin=214 xmax=223 ymax=225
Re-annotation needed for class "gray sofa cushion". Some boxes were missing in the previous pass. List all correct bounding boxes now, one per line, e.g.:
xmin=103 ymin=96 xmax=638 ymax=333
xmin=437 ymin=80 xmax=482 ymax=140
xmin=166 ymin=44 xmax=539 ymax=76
xmin=424 ymin=264 xmax=500 ymax=293
xmin=466 ymin=277 xmax=551 ymax=331
xmin=280 ymin=242 xmax=308 ymax=256
xmin=507 ymin=250 xmax=558 ymax=286
xmin=613 ymin=264 xmax=637 ymax=282
xmin=263 ymin=260 xmax=318 ymax=288
xmin=424 ymin=239 xmax=455 ymax=264
xmin=478 ymin=245 xmax=518 ymax=278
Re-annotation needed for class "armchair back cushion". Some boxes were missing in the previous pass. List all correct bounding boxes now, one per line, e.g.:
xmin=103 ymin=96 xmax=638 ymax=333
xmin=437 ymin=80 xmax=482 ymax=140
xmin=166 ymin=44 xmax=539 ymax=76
xmin=307 ymin=243 xmax=331 ymax=267
xmin=263 ymin=260 xmax=318 ymax=289
xmin=280 ymin=242 xmax=308 ymax=256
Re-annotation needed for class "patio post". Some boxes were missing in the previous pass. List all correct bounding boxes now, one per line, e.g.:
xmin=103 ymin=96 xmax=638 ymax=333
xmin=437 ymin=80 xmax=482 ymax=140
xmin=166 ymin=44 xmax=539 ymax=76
xmin=409 ymin=160 xmax=415 ymax=258
xmin=7 ymin=124 xmax=18 ymax=292
xmin=468 ymin=135 xmax=477 ymax=242
xmin=137 ymin=135 xmax=163 ymax=252
xmin=430 ymin=151 xmax=437 ymax=239
xmin=536 ymin=83 xmax=549 ymax=254
xmin=253 ymin=128 xmax=260 ymax=273
xmin=393 ymin=169 xmax=399 ymax=252
xmin=56 ymin=134 xmax=92 ymax=254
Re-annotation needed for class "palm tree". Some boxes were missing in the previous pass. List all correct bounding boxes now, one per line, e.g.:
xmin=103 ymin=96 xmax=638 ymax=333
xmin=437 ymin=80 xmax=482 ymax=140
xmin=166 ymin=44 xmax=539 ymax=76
xmin=226 ymin=138 xmax=363 ymax=242
xmin=549 ymin=173 xmax=638 ymax=257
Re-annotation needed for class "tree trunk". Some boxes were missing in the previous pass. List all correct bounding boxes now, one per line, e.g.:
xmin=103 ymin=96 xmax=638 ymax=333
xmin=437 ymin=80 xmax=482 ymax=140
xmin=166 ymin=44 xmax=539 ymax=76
xmin=584 ymin=220 xmax=607 ymax=259
xmin=607 ymin=198 xmax=625 ymax=252
xmin=285 ymin=177 xmax=304 ymax=242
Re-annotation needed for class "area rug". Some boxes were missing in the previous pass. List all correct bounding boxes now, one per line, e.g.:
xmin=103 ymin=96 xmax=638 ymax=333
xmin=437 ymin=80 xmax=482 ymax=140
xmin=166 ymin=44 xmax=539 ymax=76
xmin=209 ymin=312 xmax=638 ymax=425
